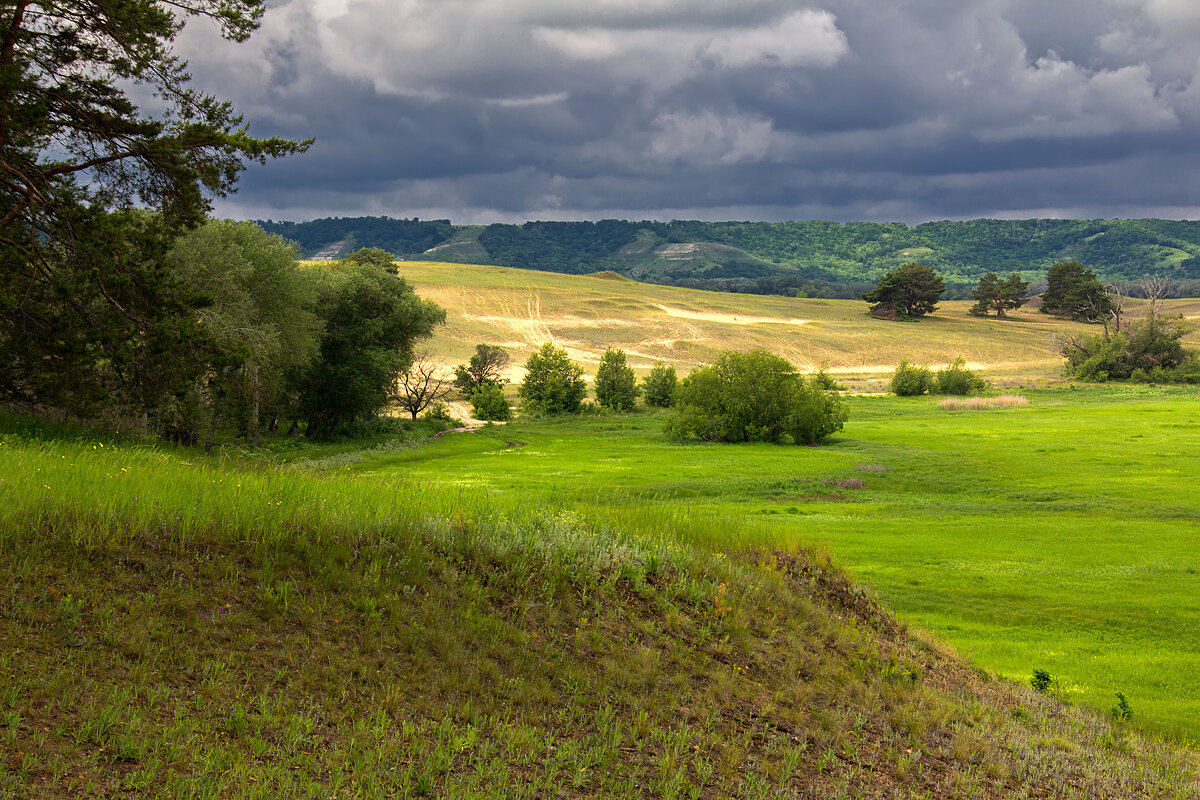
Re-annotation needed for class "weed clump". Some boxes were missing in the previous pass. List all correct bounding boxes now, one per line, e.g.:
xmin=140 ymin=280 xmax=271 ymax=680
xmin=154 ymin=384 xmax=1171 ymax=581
xmin=1111 ymin=692 xmax=1134 ymax=721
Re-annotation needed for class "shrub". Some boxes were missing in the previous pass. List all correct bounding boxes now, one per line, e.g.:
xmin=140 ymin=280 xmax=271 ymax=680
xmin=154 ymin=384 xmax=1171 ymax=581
xmin=1031 ymin=669 xmax=1052 ymax=694
xmin=518 ymin=343 xmax=587 ymax=416
xmin=424 ymin=403 xmax=454 ymax=423
xmin=469 ymin=382 xmax=511 ymax=421
xmin=890 ymin=360 xmax=934 ymax=396
xmin=1111 ymin=692 xmax=1134 ymax=721
xmin=594 ymin=348 xmax=638 ymax=411
xmin=664 ymin=349 xmax=847 ymax=445
xmin=641 ymin=362 xmax=678 ymax=408
xmin=811 ymin=362 xmax=844 ymax=391
xmin=1061 ymin=313 xmax=1197 ymax=382
xmin=933 ymin=357 xmax=988 ymax=395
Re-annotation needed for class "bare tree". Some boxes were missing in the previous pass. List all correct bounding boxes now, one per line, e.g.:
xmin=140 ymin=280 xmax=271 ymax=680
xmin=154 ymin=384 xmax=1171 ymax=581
xmin=392 ymin=351 xmax=452 ymax=420
xmin=1141 ymin=274 xmax=1172 ymax=320
xmin=1104 ymin=283 xmax=1128 ymax=338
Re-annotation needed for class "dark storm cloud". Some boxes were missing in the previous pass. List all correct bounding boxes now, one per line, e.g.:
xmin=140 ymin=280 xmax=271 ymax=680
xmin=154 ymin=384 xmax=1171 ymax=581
xmin=176 ymin=0 xmax=1200 ymax=224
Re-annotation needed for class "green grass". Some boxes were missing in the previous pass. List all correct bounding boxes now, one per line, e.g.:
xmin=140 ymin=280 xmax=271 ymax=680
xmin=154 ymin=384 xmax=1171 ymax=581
xmin=350 ymin=386 xmax=1200 ymax=742
xmin=3 ymin=409 xmax=1198 ymax=797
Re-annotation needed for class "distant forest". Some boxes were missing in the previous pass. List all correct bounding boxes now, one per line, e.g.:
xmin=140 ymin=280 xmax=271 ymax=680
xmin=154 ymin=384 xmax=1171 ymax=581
xmin=254 ymin=216 xmax=1200 ymax=298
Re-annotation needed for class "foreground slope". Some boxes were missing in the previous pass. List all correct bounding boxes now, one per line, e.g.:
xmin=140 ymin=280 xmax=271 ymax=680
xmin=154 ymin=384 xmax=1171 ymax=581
xmin=1 ymin=418 xmax=1197 ymax=798
xmin=393 ymin=260 xmax=1200 ymax=387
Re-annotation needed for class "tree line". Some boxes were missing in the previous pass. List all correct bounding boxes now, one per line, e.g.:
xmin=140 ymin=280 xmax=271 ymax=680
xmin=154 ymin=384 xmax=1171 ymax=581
xmin=863 ymin=261 xmax=1200 ymax=383
xmin=253 ymin=215 xmax=1200 ymax=292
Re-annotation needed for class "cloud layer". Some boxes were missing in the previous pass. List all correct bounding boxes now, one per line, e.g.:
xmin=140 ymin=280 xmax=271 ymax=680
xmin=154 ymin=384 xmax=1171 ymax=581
xmin=177 ymin=0 xmax=1200 ymax=223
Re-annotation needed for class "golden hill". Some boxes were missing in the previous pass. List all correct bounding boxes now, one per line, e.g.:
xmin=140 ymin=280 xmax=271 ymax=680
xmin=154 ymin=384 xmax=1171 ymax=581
xmin=388 ymin=261 xmax=1200 ymax=390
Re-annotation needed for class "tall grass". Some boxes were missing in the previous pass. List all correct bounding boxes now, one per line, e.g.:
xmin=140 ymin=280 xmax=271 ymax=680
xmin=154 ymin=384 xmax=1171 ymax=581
xmin=0 ymin=428 xmax=798 ymax=593
xmin=938 ymin=394 xmax=1029 ymax=410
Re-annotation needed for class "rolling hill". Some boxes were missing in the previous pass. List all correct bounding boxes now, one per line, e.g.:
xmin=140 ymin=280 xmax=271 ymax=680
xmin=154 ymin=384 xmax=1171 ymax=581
xmin=385 ymin=260 xmax=1200 ymax=391
xmin=263 ymin=216 xmax=1200 ymax=296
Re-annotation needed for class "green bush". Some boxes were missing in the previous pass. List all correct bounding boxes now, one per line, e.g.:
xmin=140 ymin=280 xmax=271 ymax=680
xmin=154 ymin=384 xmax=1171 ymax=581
xmin=890 ymin=360 xmax=934 ymax=396
xmin=594 ymin=348 xmax=638 ymax=411
xmin=811 ymin=362 xmax=844 ymax=391
xmin=1061 ymin=314 xmax=1198 ymax=383
xmin=424 ymin=403 xmax=454 ymax=423
xmin=664 ymin=349 xmax=847 ymax=445
xmin=469 ymin=382 xmax=512 ymax=421
xmin=641 ymin=361 xmax=678 ymax=408
xmin=934 ymin=357 xmax=988 ymax=395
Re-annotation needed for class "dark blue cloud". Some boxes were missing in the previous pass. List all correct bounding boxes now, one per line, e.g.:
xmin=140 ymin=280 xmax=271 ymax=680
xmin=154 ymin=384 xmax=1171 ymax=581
xmin=179 ymin=0 xmax=1200 ymax=224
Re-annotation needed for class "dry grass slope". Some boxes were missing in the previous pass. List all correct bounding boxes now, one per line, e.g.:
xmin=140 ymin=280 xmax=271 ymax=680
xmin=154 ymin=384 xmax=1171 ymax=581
xmin=379 ymin=261 xmax=1200 ymax=390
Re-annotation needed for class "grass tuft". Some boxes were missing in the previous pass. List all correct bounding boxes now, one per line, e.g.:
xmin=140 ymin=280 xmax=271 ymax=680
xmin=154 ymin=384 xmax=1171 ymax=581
xmin=938 ymin=394 xmax=1029 ymax=410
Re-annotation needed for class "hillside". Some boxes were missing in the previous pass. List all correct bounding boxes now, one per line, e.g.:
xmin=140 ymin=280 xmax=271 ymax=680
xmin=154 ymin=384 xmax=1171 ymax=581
xmin=259 ymin=216 xmax=1200 ymax=295
xmin=2 ymin=414 xmax=1198 ymax=798
xmin=385 ymin=260 xmax=1200 ymax=390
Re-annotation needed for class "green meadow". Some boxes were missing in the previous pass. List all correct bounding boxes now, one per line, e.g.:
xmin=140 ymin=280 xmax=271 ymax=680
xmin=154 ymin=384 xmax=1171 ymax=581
xmin=355 ymin=385 xmax=1200 ymax=741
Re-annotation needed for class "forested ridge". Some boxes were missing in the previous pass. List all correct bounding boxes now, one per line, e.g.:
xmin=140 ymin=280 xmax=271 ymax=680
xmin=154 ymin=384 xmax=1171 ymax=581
xmin=256 ymin=216 xmax=1200 ymax=296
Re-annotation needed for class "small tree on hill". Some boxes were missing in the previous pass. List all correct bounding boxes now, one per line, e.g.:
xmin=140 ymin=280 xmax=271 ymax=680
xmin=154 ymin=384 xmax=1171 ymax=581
xmin=519 ymin=343 xmax=587 ymax=415
xmin=970 ymin=273 xmax=1029 ymax=317
xmin=1041 ymin=261 xmax=1111 ymax=321
xmin=453 ymin=344 xmax=511 ymax=396
xmin=863 ymin=263 xmax=945 ymax=319
xmin=594 ymin=348 xmax=638 ymax=411
xmin=641 ymin=362 xmax=678 ymax=408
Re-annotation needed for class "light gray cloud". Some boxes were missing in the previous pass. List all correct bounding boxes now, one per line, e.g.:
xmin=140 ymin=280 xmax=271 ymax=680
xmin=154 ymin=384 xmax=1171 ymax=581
xmin=175 ymin=0 xmax=1200 ymax=223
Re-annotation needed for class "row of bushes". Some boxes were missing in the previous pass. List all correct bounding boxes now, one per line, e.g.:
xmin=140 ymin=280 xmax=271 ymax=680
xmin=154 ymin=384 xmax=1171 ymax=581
xmin=891 ymin=358 xmax=988 ymax=396
xmin=454 ymin=344 xmax=849 ymax=446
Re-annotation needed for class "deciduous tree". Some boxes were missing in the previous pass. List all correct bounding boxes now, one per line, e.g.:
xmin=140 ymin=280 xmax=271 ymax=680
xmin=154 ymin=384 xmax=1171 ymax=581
xmin=593 ymin=348 xmax=638 ymax=411
xmin=391 ymin=351 xmax=451 ymax=420
xmin=167 ymin=220 xmax=322 ymax=443
xmin=518 ymin=343 xmax=586 ymax=416
xmin=453 ymin=344 xmax=511 ymax=396
xmin=641 ymin=362 xmax=678 ymax=408
xmin=297 ymin=263 xmax=444 ymax=437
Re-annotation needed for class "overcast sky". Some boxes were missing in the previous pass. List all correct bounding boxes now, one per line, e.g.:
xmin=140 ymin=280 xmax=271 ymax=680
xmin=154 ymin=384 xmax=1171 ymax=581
xmin=177 ymin=0 xmax=1200 ymax=225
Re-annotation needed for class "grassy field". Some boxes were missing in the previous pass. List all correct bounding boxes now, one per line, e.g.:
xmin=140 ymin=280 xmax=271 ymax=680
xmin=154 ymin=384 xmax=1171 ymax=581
xmin=5 ymin=263 xmax=1200 ymax=796
xmin=385 ymin=260 xmax=1200 ymax=390
xmin=352 ymin=386 xmax=1200 ymax=743
xmin=2 ymin=414 xmax=1198 ymax=798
